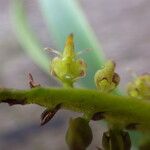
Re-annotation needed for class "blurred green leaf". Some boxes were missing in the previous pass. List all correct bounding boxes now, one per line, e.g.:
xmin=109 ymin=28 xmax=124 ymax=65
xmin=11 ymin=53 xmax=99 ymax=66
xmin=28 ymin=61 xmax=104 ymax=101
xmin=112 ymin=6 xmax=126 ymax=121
xmin=11 ymin=0 xmax=49 ymax=73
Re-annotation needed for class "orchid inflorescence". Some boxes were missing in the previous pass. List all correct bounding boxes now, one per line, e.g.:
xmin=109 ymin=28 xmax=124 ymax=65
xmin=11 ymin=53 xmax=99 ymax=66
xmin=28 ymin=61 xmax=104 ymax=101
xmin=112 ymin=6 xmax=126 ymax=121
xmin=1 ymin=33 xmax=150 ymax=150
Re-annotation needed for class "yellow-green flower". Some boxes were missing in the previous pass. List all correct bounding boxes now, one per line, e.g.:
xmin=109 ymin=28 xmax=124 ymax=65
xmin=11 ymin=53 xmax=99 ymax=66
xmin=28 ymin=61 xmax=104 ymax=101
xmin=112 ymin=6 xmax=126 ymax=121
xmin=94 ymin=60 xmax=120 ymax=92
xmin=50 ymin=34 xmax=86 ymax=87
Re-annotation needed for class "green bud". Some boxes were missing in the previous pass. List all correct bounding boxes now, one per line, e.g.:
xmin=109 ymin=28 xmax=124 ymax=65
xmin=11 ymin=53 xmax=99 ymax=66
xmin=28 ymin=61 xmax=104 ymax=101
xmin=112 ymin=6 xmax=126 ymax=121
xmin=127 ymin=74 xmax=150 ymax=99
xmin=50 ymin=34 xmax=87 ymax=87
xmin=66 ymin=117 xmax=93 ymax=150
xmin=102 ymin=129 xmax=131 ymax=150
xmin=94 ymin=60 xmax=120 ymax=92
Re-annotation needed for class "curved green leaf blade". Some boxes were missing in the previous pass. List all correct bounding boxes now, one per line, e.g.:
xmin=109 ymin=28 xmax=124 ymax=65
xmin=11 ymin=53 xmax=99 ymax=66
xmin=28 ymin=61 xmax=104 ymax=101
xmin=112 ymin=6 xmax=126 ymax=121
xmin=11 ymin=0 xmax=49 ymax=73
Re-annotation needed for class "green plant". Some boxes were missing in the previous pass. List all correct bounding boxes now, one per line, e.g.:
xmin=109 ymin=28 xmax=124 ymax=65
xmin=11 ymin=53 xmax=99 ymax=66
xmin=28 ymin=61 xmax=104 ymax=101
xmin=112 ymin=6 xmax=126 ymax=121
xmin=1 ymin=34 xmax=150 ymax=149
xmin=5 ymin=0 xmax=150 ymax=149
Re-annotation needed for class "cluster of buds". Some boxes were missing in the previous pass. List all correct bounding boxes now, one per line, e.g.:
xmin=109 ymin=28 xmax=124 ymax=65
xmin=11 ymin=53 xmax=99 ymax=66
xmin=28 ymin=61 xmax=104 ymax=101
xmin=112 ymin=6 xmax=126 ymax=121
xmin=127 ymin=73 xmax=150 ymax=99
xmin=94 ymin=60 xmax=120 ymax=92
xmin=48 ymin=33 xmax=86 ymax=87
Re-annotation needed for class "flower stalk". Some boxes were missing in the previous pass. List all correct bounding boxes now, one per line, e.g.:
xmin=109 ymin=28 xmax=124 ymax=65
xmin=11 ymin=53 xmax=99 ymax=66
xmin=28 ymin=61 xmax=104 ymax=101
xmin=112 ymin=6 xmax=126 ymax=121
xmin=0 ymin=87 xmax=150 ymax=131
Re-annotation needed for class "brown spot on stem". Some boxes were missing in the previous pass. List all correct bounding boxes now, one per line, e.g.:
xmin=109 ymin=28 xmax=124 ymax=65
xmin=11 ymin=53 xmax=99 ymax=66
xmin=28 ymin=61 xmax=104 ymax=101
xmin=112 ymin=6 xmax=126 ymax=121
xmin=2 ymin=98 xmax=27 ymax=106
xmin=92 ymin=112 xmax=105 ymax=121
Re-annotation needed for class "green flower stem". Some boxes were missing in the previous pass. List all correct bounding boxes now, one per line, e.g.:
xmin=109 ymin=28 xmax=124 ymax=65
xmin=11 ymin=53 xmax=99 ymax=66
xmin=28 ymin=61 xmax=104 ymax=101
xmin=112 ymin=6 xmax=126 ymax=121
xmin=62 ymin=82 xmax=73 ymax=88
xmin=0 ymin=88 xmax=150 ymax=131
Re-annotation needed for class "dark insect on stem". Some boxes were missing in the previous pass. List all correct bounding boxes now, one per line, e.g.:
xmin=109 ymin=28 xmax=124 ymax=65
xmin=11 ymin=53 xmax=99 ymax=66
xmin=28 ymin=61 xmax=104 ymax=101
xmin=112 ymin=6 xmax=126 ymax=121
xmin=2 ymin=98 xmax=27 ymax=106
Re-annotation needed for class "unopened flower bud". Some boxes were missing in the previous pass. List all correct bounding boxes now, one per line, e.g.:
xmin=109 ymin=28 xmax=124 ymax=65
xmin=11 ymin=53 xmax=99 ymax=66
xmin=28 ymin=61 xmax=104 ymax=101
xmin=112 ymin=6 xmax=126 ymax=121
xmin=66 ymin=117 xmax=93 ymax=150
xmin=127 ymin=73 xmax=150 ymax=99
xmin=102 ymin=129 xmax=131 ymax=150
xmin=94 ymin=60 xmax=120 ymax=92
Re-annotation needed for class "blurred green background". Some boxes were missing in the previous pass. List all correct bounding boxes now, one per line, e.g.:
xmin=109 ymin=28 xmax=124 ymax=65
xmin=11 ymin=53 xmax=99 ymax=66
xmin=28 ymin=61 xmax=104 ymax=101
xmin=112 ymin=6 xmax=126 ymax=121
xmin=0 ymin=0 xmax=150 ymax=149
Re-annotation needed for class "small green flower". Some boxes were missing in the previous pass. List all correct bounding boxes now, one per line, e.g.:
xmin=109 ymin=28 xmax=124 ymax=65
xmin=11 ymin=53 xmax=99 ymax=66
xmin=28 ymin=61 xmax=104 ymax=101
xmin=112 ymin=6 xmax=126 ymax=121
xmin=94 ymin=60 xmax=120 ymax=92
xmin=49 ymin=33 xmax=86 ymax=87
xmin=127 ymin=74 xmax=150 ymax=99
